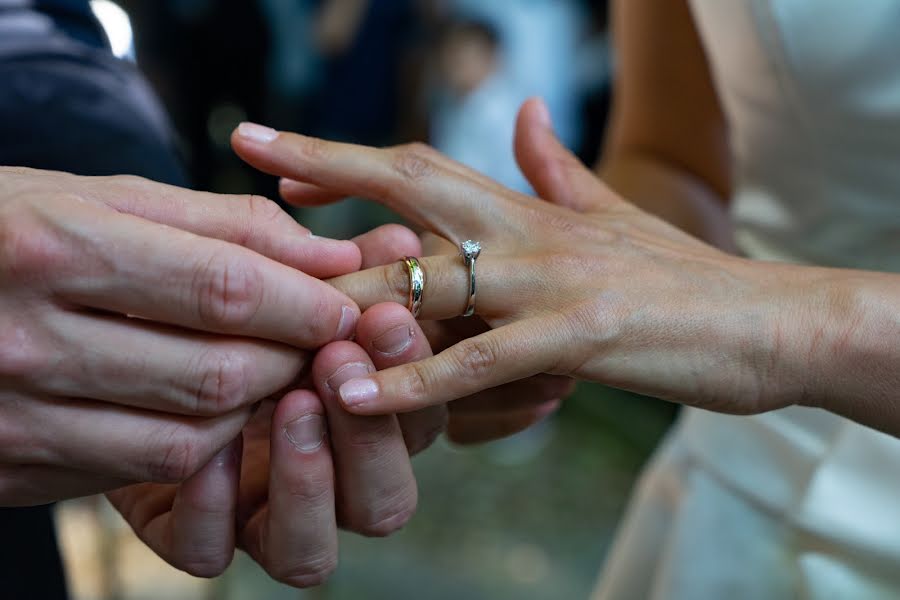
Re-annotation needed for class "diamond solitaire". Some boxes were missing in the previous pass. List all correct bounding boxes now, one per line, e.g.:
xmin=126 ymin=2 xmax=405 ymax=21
xmin=461 ymin=240 xmax=482 ymax=259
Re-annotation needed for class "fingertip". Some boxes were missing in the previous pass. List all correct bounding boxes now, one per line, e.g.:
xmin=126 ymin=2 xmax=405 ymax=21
xmin=337 ymin=377 xmax=381 ymax=413
xmin=515 ymin=97 xmax=552 ymax=150
xmin=352 ymin=224 xmax=423 ymax=269
xmin=279 ymin=177 xmax=311 ymax=200
xmin=523 ymin=97 xmax=553 ymax=130
xmin=356 ymin=302 xmax=415 ymax=339
xmin=356 ymin=303 xmax=432 ymax=364
xmin=311 ymin=340 xmax=371 ymax=386
xmin=279 ymin=178 xmax=346 ymax=207
xmin=368 ymin=224 xmax=423 ymax=257
xmin=276 ymin=389 xmax=325 ymax=421
xmin=275 ymin=390 xmax=328 ymax=454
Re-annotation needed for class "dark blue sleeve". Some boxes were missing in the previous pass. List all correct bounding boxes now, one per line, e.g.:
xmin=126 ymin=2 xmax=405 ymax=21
xmin=0 ymin=18 xmax=187 ymax=600
xmin=1 ymin=0 xmax=108 ymax=48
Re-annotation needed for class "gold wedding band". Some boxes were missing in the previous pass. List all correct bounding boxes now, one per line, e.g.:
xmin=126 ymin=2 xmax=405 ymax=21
xmin=400 ymin=257 xmax=425 ymax=318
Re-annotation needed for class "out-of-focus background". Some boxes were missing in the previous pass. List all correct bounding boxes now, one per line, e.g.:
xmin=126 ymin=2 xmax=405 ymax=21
xmin=59 ymin=1 xmax=678 ymax=598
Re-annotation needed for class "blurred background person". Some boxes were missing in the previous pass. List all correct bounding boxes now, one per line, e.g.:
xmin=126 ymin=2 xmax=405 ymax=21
xmin=429 ymin=19 xmax=531 ymax=192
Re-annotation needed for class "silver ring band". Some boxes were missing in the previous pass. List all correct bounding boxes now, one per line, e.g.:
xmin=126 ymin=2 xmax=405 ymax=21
xmin=400 ymin=256 xmax=425 ymax=318
xmin=460 ymin=240 xmax=482 ymax=317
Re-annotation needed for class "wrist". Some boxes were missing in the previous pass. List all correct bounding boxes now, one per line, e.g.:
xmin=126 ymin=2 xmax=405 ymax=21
xmin=757 ymin=263 xmax=900 ymax=425
xmin=698 ymin=256 xmax=803 ymax=413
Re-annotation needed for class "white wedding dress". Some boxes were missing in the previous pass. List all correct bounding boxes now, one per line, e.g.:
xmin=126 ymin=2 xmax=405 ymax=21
xmin=593 ymin=1 xmax=900 ymax=598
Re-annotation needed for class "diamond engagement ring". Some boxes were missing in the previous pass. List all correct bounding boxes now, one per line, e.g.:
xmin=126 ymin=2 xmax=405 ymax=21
xmin=460 ymin=240 xmax=481 ymax=317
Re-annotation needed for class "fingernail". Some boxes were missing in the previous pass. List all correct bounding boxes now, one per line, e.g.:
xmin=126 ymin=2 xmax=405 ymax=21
xmin=335 ymin=305 xmax=358 ymax=340
xmin=326 ymin=361 xmax=374 ymax=393
xmin=284 ymin=414 xmax=325 ymax=453
xmin=534 ymin=98 xmax=553 ymax=131
xmin=238 ymin=122 xmax=278 ymax=143
xmin=371 ymin=325 xmax=413 ymax=356
xmin=339 ymin=378 xmax=379 ymax=408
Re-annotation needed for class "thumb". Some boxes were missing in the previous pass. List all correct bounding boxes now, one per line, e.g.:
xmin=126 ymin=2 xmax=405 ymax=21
xmin=514 ymin=98 xmax=611 ymax=212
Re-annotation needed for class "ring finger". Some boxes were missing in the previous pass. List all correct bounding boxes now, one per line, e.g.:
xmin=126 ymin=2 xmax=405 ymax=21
xmin=328 ymin=253 xmax=533 ymax=322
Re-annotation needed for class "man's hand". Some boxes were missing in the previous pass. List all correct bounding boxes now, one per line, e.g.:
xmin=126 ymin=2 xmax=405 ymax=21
xmin=107 ymin=302 xmax=434 ymax=586
xmin=0 ymin=167 xmax=361 ymax=505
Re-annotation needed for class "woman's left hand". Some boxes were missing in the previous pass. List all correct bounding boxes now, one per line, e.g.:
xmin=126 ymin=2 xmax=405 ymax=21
xmin=232 ymin=100 xmax=792 ymax=417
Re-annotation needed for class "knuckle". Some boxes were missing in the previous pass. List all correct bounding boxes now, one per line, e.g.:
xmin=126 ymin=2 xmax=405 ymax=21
xmin=306 ymin=294 xmax=342 ymax=344
xmin=0 ymin=204 xmax=66 ymax=282
xmin=244 ymin=194 xmax=290 ymax=243
xmin=0 ymin=408 xmax=32 ymax=461
xmin=192 ymin=349 xmax=251 ymax=414
xmin=192 ymin=253 xmax=264 ymax=330
xmin=392 ymin=143 xmax=436 ymax=182
xmin=145 ymin=427 xmax=203 ymax=483
xmin=404 ymin=362 xmax=430 ymax=401
xmin=355 ymin=491 xmax=418 ymax=538
xmin=285 ymin=471 xmax=334 ymax=506
xmin=0 ymin=323 xmax=47 ymax=381
xmin=112 ymin=174 xmax=148 ymax=188
xmin=294 ymin=134 xmax=329 ymax=161
xmin=246 ymin=194 xmax=283 ymax=221
xmin=273 ymin=554 xmax=338 ymax=588
xmin=452 ymin=337 xmax=500 ymax=379
xmin=554 ymin=298 xmax=621 ymax=374
xmin=343 ymin=419 xmax=400 ymax=457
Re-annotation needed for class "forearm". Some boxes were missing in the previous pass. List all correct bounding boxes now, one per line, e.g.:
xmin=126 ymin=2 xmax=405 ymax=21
xmin=754 ymin=261 xmax=900 ymax=435
xmin=598 ymin=152 xmax=737 ymax=252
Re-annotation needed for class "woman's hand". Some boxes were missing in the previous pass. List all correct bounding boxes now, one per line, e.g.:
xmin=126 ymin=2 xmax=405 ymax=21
xmin=0 ymin=167 xmax=361 ymax=505
xmin=415 ymin=232 xmax=572 ymax=444
xmin=231 ymin=103 xmax=794 ymax=419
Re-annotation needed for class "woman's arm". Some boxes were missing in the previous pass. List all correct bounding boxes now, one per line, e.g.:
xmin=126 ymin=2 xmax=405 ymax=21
xmin=762 ymin=263 xmax=900 ymax=433
xmin=231 ymin=111 xmax=900 ymax=437
xmin=599 ymin=0 xmax=736 ymax=252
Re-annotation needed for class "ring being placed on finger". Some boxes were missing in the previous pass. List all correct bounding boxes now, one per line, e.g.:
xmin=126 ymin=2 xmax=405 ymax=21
xmin=400 ymin=256 xmax=425 ymax=318
xmin=459 ymin=240 xmax=482 ymax=317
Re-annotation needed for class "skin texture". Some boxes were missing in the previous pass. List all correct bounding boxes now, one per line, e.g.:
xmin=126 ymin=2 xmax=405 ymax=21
xmin=0 ymin=168 xmax=447 ymax=586
xmin=279 ymin=164 xmax=570 ymax=444
xmin=0 ymin=167 xmax=363 ymax=505
xmin=106 ymin=224 xmax=446 ymax=585
xmin=232 ymin=101 xmax=900 ymax=438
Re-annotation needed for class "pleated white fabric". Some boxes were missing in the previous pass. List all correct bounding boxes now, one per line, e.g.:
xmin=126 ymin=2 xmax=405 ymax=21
xmin=594 ymin=1 xmax=900 ymax=598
